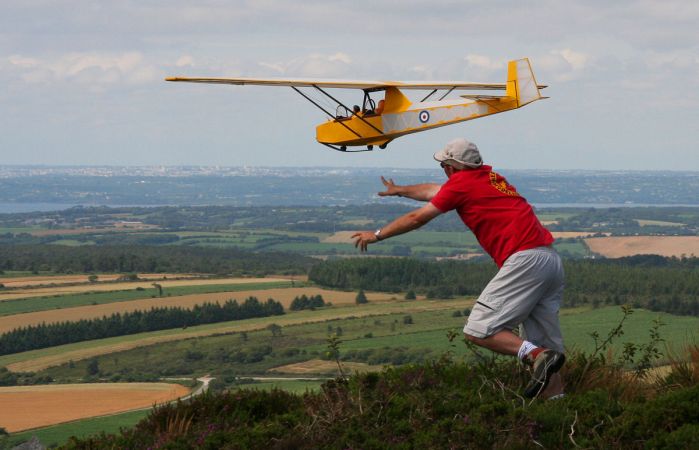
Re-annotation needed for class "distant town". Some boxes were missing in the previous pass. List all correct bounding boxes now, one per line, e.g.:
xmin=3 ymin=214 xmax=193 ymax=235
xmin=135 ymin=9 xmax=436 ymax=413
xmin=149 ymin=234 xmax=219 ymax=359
xmin=1 ymin=165 xmax=698 ymax=209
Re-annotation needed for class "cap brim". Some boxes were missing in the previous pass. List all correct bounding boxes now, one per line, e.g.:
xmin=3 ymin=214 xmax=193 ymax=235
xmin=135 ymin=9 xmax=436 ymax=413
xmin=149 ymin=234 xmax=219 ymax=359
xmin=433 ymin=150 xmax=449 ymax=162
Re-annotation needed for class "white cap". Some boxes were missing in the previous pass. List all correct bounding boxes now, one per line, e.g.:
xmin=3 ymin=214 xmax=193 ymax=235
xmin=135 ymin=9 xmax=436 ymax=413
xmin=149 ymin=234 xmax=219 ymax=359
xmin=433 ymin=138 xmax=483 ymax=169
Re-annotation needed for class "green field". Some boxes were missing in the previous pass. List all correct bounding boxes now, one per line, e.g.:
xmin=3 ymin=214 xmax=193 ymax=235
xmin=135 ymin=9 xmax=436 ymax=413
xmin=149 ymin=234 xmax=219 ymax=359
xmin=236 ymin=379 xmax=325 ymax=394
xmin=552 ymin=239 xmax=589 ymax=257
xmin=0 ymin=281 xmax=296 ymax=316
xmin=32 ymin=302 xmax=699 ymax=385
xmin=0 ymin=298 xmax=451 ymax=369
xmin=48 ymin=239 xmax=96 ymax=246
xmin=2 ymin=409 xmax=149 ymax=448
xmin=4 ymin=303 xmax=699 ymax=448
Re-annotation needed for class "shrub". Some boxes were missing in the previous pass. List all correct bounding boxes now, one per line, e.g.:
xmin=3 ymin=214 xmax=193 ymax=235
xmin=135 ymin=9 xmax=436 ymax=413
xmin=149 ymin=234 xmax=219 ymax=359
xmin=355 ymin=290 xmax=368 ymax=304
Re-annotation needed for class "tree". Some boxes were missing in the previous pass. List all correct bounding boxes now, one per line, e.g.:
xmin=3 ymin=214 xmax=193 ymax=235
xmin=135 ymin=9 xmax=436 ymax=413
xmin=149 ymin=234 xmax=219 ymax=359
xmin=356 ymin=290 xmax=368 ymax=304
xmin=86 ymin=358 xmax=100 ymax=376
xmin=267 ymin=323 xmax=282 ymax=337
xmin=88 ymin=274 xmax=99 ymax=283
xmin=152 ymin=283 xmax=163 ymax=297
xmin=403 ymin=315 xmax=414 ymax=325
xmin=405 ymin=289 xmax=416 ymax=300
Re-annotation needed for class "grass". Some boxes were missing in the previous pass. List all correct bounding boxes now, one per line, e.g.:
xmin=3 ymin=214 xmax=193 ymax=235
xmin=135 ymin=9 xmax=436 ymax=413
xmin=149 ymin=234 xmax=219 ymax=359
xmin=2 ymin=409 xmax=149 ymax=448
xmin=560 ymin=306 xmax=699 ymax=355
xmin=0 ymin=298 xmax=464 ymax=371
xmin=389 ymin=230 xmax=478 ymax=246
xmin=0 ymin=271 xmax=56 ymax=279
xmin=48 ymin=239 xmax=96 ymax=246
xmin=236 ymin=379 xmax=325 ymax=394
xmin=0 ymin=281 xmax=296 ymax=316
xmin=553 ymin=239 xmax=589 ymax=256
xmin=34 ymin=303 xmax=699 ymax=386
xmin=170 ymin=229 xmax=484 ymax=257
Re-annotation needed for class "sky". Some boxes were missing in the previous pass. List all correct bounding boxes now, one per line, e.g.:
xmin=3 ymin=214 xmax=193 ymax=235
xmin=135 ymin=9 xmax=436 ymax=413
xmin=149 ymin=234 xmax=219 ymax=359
xmin=1 ymin=0 xmax=698 ymax=170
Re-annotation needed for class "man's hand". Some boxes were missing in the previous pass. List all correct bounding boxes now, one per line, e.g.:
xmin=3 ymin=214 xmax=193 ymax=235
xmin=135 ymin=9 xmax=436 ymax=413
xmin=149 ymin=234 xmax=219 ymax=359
xmin=378 ymin=176 xmax=401 ymax=197
xmin=352 ymin=231 xmax=378 ymax=252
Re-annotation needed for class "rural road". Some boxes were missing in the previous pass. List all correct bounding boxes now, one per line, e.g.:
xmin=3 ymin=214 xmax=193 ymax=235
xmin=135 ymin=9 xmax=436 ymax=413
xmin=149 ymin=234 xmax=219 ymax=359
xmin=160 ymin=376 xmax=214 ymax=402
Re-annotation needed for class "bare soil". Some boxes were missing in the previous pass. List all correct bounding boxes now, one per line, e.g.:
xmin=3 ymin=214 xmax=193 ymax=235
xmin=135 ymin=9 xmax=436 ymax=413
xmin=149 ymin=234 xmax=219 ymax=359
xmin=0 ymin=382 xmax=189 ymax=432
xmin=270 ymin=359 xmax=382 ymax=375
xmin=585 ymin=236 xmax=699 ymax=258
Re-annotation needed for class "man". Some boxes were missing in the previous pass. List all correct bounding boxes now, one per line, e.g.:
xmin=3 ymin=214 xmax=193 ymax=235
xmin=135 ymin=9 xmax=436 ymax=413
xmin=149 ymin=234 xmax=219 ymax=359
xmin=352 ymin=138 xmax=565 ymax=398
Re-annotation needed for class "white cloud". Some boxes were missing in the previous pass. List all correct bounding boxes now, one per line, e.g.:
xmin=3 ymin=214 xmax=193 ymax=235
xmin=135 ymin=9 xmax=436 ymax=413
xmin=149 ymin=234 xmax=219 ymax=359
xmin=257 ymin=53 xmax=354 ymax=78
xmin=464 ymin=55 xmax=504 ymax=71
xmin=3 ymin=51 xmax=159 ymax=85
xmin=537 ymin=49 xmax=590 ymax=82
xmin=175 ymin=55 xmax=195 ymax=67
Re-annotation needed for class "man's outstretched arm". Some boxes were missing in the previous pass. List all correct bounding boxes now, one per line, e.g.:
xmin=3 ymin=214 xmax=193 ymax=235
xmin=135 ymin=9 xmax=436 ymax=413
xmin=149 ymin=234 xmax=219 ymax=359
xmin=352 ymin=203 xmax=443 ymax=252
xmin=379 ymin=176 xmax=441 ymax=202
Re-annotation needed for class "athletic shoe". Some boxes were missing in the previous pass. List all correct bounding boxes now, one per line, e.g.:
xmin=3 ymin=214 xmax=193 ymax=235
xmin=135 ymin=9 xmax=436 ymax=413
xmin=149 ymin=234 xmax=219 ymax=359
xmin=523 ymin=349 xmax=565 ymax=398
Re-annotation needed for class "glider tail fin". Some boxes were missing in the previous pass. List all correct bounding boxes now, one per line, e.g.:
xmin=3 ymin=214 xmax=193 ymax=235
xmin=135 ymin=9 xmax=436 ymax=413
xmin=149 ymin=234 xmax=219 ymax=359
xmin=505 ymin=58 xmax=543 ymax=107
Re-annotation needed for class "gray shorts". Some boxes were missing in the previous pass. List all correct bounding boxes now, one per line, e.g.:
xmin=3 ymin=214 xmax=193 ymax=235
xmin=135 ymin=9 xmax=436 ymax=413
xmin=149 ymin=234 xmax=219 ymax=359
xmin=464 ymin=246 xmax=564 ymax=352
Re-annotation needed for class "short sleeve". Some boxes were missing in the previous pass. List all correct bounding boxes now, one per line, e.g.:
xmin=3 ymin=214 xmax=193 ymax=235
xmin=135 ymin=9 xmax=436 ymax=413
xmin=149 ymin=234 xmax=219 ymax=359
xmin=430 ymin=180 xmax=459 ymax=212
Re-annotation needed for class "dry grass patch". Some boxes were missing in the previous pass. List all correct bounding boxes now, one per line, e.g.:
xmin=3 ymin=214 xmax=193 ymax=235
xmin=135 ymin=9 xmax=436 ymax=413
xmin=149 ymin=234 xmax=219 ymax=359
xmin=552 ymin=231 xmax=609 ymax=239
xmin=585 ymin=236 xmax=699 ymax=258
xmin=28 ymin=225 xmax=158 ymax=236
xmin=270 ymin=359 xmax=383 ymax=375
xmin=0 ymin=288 xmax=398 ymax=333
xmin=321 ymin=231 xmax=356 ymax=243
xmin=0 ymin=276 xmax=289 ymax=302
xmin=0 ymin=273 xmax=195 ymax=289
xmin=636 ymin=219 xmax=685 ymax=227
xmin=0 ymin=382 xmax=189 ymax=432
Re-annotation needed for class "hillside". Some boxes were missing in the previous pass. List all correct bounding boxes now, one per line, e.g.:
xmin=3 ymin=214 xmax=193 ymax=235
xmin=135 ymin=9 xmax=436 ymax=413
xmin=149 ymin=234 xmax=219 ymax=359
xmin=59 ymin=346 xmax=699 ymax=449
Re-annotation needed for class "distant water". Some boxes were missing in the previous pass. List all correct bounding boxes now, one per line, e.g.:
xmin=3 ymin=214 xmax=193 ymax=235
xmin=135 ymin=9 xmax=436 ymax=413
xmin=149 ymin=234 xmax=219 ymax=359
xmin=1 ymin=202 xmax=698 ymax=214
xmin=0 ymin=203 xmax=78 ymax=214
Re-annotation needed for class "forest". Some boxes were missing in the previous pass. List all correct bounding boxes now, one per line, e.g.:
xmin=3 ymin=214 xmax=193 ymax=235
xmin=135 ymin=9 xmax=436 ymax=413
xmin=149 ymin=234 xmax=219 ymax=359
xmin=309 ymin=255 xmax=699 ymax=316
xmin=0 ymin=297 xmax=284 ymax=355
xmin=0 ymin=245 xmax=314 ymax=275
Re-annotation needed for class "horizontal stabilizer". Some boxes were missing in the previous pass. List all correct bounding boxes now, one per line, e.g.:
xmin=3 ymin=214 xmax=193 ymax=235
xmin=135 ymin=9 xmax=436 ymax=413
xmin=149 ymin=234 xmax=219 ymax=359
xmin=459 ymin=94 xmax=510 ymax=100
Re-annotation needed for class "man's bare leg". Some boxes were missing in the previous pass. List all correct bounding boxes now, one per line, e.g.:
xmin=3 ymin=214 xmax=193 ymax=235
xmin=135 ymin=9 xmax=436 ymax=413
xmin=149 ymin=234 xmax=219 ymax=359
xmin=465 ymin=330 xmax=565 ymax=398
xmin=465 ymin=329 xmax=522 ymax=355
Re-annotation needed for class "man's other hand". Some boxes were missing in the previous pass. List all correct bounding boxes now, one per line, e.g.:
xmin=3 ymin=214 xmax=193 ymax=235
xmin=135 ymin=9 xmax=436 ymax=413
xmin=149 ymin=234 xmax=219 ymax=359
xmin=352 ymin=231 xmax=378 ymax=252
xmin=378 ymin=176 xmax=401 ymax=197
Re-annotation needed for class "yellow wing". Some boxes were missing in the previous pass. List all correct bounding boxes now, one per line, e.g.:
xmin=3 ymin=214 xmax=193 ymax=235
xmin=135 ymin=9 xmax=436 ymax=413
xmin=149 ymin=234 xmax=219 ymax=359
xmin=165 ymin=76 xmax=546 ymax=91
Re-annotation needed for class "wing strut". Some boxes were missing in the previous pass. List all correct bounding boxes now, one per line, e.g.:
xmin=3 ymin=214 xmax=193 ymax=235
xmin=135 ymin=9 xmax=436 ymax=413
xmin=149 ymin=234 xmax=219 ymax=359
xmin=420 ymin=89 xmax=438 ymax=102
xmin=439 ymin=87 xmax=455 ymax=100
xmin=290 ymin=86 xmax=362 ymax=139
xmin=312 ymin=86 xmax=384 ymax=136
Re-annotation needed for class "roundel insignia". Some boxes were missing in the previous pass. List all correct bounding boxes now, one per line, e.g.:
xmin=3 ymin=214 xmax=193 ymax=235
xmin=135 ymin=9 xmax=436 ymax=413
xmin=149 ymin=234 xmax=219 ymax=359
xmin=418 ymin=110 xmax=430 ymax=123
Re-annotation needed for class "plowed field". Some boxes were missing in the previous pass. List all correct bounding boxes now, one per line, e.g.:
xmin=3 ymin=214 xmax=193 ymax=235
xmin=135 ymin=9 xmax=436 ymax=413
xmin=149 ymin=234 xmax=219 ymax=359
xmin=0 ymin=382 xmax=189 ymax=432
xmin=585 ymin=236 xmax=699 ymax=258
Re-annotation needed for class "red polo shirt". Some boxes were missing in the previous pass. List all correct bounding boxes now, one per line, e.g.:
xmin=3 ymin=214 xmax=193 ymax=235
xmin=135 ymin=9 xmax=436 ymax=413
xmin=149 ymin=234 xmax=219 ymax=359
xmin=430 ymin=165 xmax=553 ymax=267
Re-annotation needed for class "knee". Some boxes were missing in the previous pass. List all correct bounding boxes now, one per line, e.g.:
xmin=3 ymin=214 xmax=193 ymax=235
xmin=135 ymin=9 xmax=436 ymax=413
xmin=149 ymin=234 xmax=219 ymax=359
xmin=464 ymin=333 xmax=481 ymax=344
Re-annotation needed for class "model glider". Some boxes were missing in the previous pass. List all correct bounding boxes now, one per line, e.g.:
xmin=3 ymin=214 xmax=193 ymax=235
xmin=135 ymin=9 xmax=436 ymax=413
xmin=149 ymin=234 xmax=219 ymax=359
xmin=166 ymin=58 xmax=546 ymax=152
